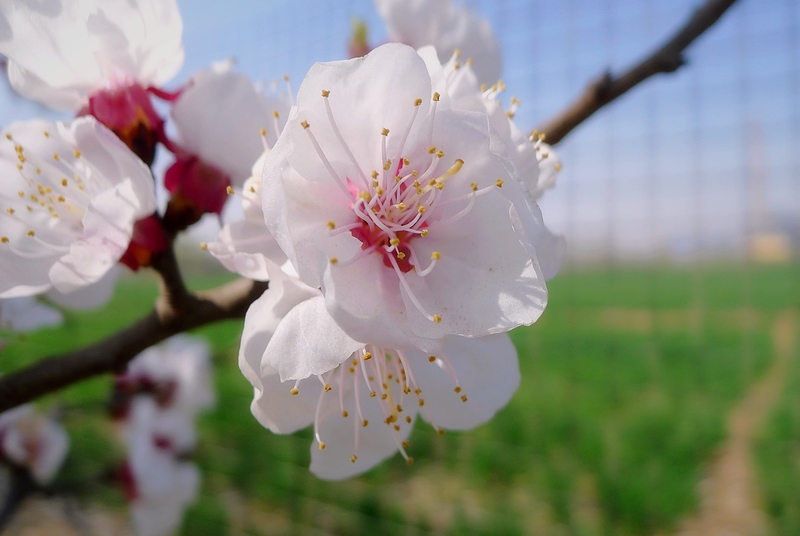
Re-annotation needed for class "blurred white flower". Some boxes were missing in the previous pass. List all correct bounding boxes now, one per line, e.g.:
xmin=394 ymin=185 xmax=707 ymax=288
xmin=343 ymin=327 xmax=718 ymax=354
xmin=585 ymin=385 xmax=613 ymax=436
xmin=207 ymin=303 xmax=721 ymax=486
xmin=121 ymin=397 xmax=200 ymax=536
xmin=262 ymin=43 xmax=549 ymax=353
xmin=124 ymin=335 xmax=215 ymax=416
xmin=0 ymin=117 xmax=157 ymax=298
xmin=375 ymin=0 xmax=502 ymax=85
xmin=0 ymin=0 xmax=183 ymax=111
xmin=239 ymin=268 xmax=520 ymax=481
xmin=0 ymin=405 xmax=69 ymax=485
xmin=0 ymin=0 xmax=183 ymax=165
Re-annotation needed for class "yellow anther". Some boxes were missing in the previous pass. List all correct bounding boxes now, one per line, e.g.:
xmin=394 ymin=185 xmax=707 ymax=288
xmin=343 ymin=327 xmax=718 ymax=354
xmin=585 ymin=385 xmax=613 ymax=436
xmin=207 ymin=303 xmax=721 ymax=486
xmin=16 ymin=164 xmax=22 ymax=170
xmin=290 ymin=387 xmax=299 ymax=395
xmin=350 ymin=455 xmax=357 ymax=463
xmin=438 ymin=429 xmax=446 ymax=436
xmin=394 ymin=424 xmax=401 ymax=431
xmin=389 ymin=237 xmax=401 ymax=247
xmin=273 ymin=110 xmax=280 ymax=118
xmin=554 ymin=163 xmax=563 ymax=171
xmin=371 ymin=170 xmax=379 ymax=179
xmin=326 ymin=221 xmax=335 ymax=230
xmin=406 ymin=416 xmax=412 ymax=424
xmin=470 ymin=182 xmax=478 ymax=192
xmin=418 ymin=399 xmax=425 ymax=407
xmin=300 ymin=120 xmax=310 ymax=129
xmin=417 ymin=206 xmax=426 ymax=214
xmin=282 ymin=74 xmax=290 ymax=81
xmin=454 ymin=387 xmax=462 ymax=393
xmin=52 ymin=153 xmax=59 ymax=161
xmin=496 ymin=178 xmax=504 ymax=188
xmin=362 ymin=419 xmax=369 ymax=427
xmin=370 ymin=391 xmax=377 ymax=398
xmin=411 ymin=170 xmax=419 ymax=177
xmin=414 ymin=98 xmax=423 ymax=106
xmin=467 ymin=58 xmax=474 ymax=66
xmin=0 ymin=237 xmax=7 ymax=243
xmin=428 ymin=146 xmax=436 ymax=154
xmin=200 ymin=242 xmax=208 ymax=251
xmin=381 ymin=393 xmax=388 ymax=400
xmin=321 ymin=89 xmax=330 ymax=97
xmin=433 ymin=92 xmax=440 ymax=102
xmin=73 ymin=150 xmax=81 ymax=158
xmin=396 ymin=405 xmax=403 ymax=413
xmin=259 ymin=128 xmax=267 ymax=137
xmin=432 ymin=314 xmax=442 ymax=323
xmin=35 ymin=168 xmax=41 ymax=174
xmin=319 ymin=442 xmax=326 ymax=450
xmin=420 ymin=229 xmax=429 ymax=237
xmin=402 ymin=440 xmax=411 ymax=448
xmin=6 ymin=208 xmax=13 ymax=215
xmin=461 ymin=395 xmax=468 ymax=403
xmin=324 ymin=384 xmax=332 ymax=392
xmin=17 ymin=154 xmax=25 ymax=163
xmin=394 ymin=203 xmax=406 ymax=211
xmin=403 ymin=158 xmax=410 ymax=166
xmin=383 ymin=159 xmax=392 ymax=170
xmin=539 ymin=133 xmax=546 ymax=141
xmin=506 ymin=111 xmax=515 ymax=119
xmin=375 ymin=186 xmax=384 ymax=195
xmin=4 ymin=134 xmax=11 ymax=140
xmin=397 ymin=252 xmax=406 ymax=259
xmin=436 ymin=150 xmax=444 ymax=158
xmin=329 ymin=257 xmax=338 ymax=265
xmin=26 ymin=230 xmax=35 ymax=237
xmin=358 ymin=191 xmax=371 ymax=201
xmin=428 ymin=355 xmax=436 ymax=363
xmin=414 ymin=388 xmax=421 ymax=395
xmin=381 ymin=128 xmax=389 ymax=136
xmin=454 ymin=62 xmax=461 ymax=70
xmin=342 ymin=410 xmax=349 ymax=417
xmin=29 ymin=194 xmax=38 ymax=202
xmin=226 ymin=186 xmax=235 ymax=195
xmin=542 ymin=152 xmax=549 ymax=159
xmin=57 ymin=196 xmax=65 ymax=202
xmin=43 ymin=131 xmax=49 ymax=138
xmin=431 ymin=251 xmax=441 ymax=260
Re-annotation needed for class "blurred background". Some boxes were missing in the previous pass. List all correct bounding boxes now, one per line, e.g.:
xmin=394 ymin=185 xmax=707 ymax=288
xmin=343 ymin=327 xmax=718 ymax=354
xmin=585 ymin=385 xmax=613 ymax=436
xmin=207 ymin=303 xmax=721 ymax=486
xmin=1 ymin=0 xmax=798 ymax=534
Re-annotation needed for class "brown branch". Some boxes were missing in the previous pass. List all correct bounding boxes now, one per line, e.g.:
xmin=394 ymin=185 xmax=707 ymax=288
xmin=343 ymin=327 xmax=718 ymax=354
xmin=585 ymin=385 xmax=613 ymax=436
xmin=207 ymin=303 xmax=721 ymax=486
xmin=0 ymin=277 xmax=269 ymax=412
xmin=535 ymin=0 xmax=738 ymax=144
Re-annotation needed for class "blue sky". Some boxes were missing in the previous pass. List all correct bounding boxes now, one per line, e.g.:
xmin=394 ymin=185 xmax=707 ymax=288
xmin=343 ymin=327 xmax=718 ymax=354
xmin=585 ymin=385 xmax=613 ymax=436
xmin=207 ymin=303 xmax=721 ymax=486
xmin=1 ymin=0 xmax=797 ymax=263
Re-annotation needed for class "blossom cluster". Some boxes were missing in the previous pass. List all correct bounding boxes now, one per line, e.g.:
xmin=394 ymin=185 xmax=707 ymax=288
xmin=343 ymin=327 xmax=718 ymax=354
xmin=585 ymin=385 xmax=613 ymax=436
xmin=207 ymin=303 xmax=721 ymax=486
xmin=0 ymin=0 xmax=565 ymax=504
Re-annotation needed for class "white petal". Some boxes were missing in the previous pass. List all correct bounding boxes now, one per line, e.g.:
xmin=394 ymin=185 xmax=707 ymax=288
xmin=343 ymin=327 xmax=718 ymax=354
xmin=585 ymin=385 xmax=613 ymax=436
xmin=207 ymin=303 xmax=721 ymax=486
xmin=50 ymin=179 xmax=140 ymax=293
xmin=263 ymin=295 xmax=363 ymax=382
xmin=172 ymin=65 xmax=285 ymax=184
xmin=407 ymin=334 xmax=519 ymax=430
xmin=45 ymin=265 xmax=119 ymax=310
xmin=238 ymin=268 xmax=318 ymax=389
xmin=310 ymin=370 xmax=415 ymax=481
xmin=206 ymin=221 xmax=286 ymax=281
xmin=250 ymin=366 xmax=321 ymax=434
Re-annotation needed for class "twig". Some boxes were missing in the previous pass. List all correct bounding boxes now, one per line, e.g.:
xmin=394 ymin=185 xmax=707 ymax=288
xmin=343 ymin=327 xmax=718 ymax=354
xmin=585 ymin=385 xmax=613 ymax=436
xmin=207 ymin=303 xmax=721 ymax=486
xmin=0 ymin=278 xmax=268 ymax=412
xmin=535 ymin=0 xmax=738 ymax=144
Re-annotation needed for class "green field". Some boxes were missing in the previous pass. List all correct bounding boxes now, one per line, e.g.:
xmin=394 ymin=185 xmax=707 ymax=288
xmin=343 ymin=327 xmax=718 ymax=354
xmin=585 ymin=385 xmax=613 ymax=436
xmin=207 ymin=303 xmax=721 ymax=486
xmin=1 ymin=263 xmax=798 ymax=535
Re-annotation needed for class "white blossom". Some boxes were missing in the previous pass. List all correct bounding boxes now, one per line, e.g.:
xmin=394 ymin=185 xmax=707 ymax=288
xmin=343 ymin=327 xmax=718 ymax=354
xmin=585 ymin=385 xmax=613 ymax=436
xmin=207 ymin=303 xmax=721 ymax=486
xmin=0 ymin=0 xmax=183 ymax=111
xmin=262 ymin=43 xmax=549 ymax=353
xmin=0 ymin=405 xmax=69 ymax=485
xmin=0 ymin=117 xmax=157 ymax=298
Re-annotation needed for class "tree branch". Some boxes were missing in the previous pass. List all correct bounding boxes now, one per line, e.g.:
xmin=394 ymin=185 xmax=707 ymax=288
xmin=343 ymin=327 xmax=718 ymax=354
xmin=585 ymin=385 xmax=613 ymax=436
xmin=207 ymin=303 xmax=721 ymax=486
xmin=0 ymin=278 xmax=269 ymax=412
xmin=535 ymin=0 xmax=738 ymax=144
